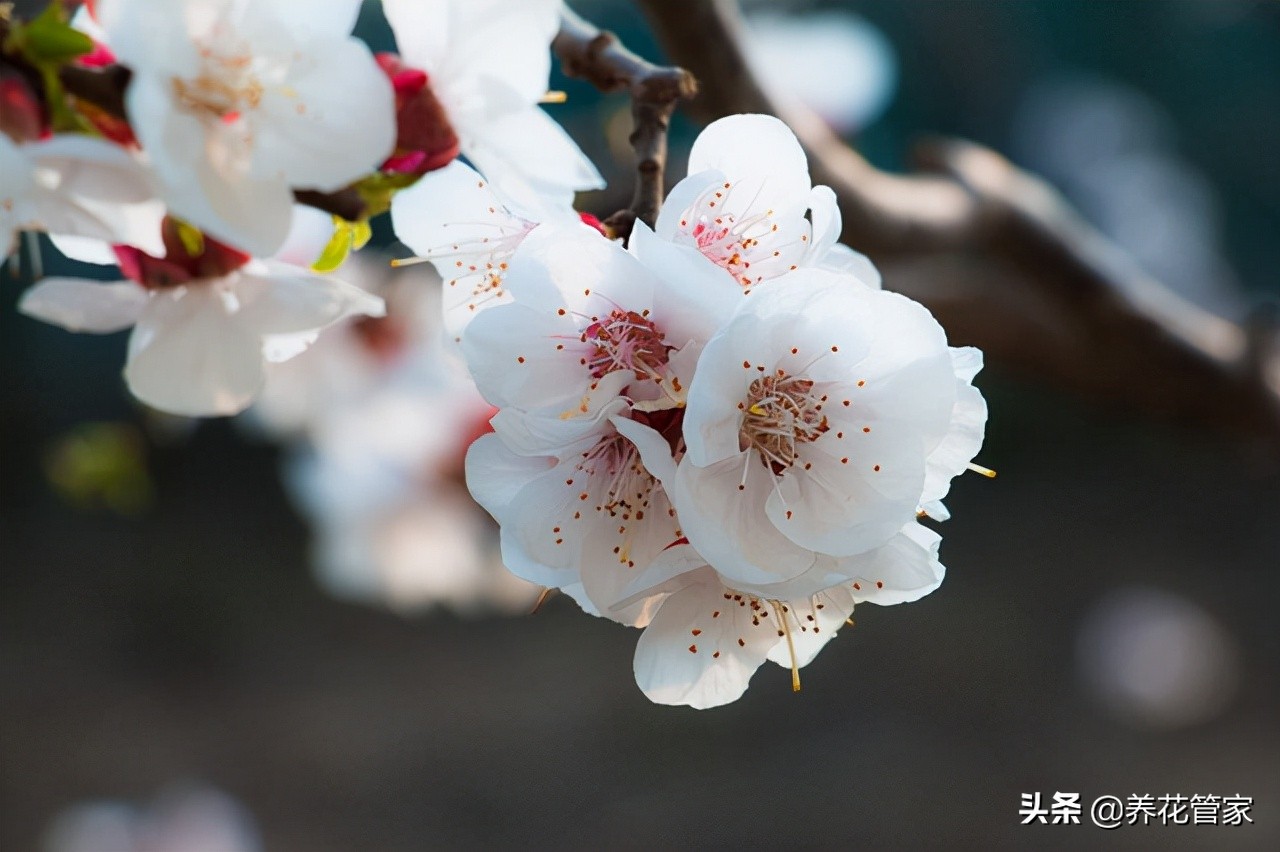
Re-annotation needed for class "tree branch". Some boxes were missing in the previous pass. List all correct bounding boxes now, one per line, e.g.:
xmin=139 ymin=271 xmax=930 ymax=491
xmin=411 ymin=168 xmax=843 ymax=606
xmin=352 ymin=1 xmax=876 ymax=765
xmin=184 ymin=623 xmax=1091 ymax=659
xmin=553 ymin=7 xmax=697 ymax=239
xmin=637 ymin=0 xmax=1280 ymax=449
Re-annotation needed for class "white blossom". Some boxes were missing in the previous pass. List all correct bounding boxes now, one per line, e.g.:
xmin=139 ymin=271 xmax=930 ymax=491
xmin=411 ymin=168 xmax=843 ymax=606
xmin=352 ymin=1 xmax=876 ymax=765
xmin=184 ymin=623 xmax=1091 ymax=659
xmin=383 ymin=0 xmax=604 ymax=201
xmin=96 ymin=0 xmax=396 ymax=255
xmin=390 ymin=160 xmax=582 ymax=341
xmin=642 ymin=113 xmax=880 ymax=298
xmin=19 ymin=259 xmax=383 ymax=417
xmin=669 ymin=268 xmax=985 ymax=601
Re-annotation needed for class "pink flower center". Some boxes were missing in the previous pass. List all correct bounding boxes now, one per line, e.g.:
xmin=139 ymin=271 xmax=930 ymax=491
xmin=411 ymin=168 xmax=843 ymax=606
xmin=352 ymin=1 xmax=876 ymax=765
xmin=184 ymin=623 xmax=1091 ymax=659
xmin=676 ymin=180 xmax=811 ymax=290
xmin=581 ymin=309 xmax=671 ymax=381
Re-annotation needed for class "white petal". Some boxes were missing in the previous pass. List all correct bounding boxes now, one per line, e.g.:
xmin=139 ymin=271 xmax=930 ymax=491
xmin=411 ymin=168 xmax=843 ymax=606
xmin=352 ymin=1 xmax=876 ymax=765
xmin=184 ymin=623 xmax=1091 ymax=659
xmin=464 ymin=106 xmax=605 ymax=198
xmin=839 ymin=522 xmax=946 ymax=605
xmin=252 ymin=37 xmax=396 ymax=191
xmin=633 ymin=568 xmax=781 ymax=709
xmin=261 ymin=330 xmax=320 ymax=363
xmin=920 ymin=347 xmax=988 ymax=507
xmin=234 ymin=262 xmax=385 ymax=337
xmin=815 ymin=242 xmax=883 ymax=288
xmin=0 ymin=135 xmax=34 ymax=252
xmin=48 ymin=234 xmax=119 ymax=266
xmin=764 ymin=582 xmax=857 ymax=669
xmin=272 ymin=205 xmax=340 ymax=267
xmin=489 ymin=373 xmax=631 ymax=458
xmin=653 ymin=169 xmax=725 ymax=240
xmin=387 ymin=0 xmax=559 ymax=104
xmin=390 ymin=160 xmax=534 ymax=337
xmin=673 ymin=453 xmax=817 ymax=589
xmin=465 ymin=432 xmax=549 ymax=516
xmin=124 ymin=283 xmax=267 ymax=416
xmin=687 ymin=114 xmax=812 ymax=212
xmin=96 ymin=0 xmax=204 ymax=78
xmin=627 ymin=219 xmax=743 ymax=343
xmin=18 ymin=277 xmax=147 ymax=333
xmin=127 ymin=75 xmax=293 ymax=256
xmin=239 ymin=0 xmax=363 ymax=44
xmin=767 ymin=425 xmax=926 ymax=558
xmin=27 ymin=136 xmax=165 ymax=253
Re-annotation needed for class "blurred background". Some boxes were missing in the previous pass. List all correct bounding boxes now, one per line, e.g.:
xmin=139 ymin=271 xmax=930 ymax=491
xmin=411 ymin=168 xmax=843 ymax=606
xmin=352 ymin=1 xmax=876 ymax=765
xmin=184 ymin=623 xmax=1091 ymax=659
xmin=2 ymin=0 xmax=1278 ymax=848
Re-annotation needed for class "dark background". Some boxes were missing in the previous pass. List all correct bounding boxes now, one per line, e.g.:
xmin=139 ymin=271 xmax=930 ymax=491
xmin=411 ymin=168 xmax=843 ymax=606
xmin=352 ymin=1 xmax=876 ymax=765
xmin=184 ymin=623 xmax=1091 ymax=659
xmin=2 ymin=1 xmax=1278 ymax=849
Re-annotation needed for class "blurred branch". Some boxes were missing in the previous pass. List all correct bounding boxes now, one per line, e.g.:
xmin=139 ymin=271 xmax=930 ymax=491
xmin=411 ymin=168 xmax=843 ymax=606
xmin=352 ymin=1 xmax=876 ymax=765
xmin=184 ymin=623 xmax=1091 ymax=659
xmin=637 ymin=0 xmax=1280 ymax=448
xmin=553 ymin=6 xmax=697 ymax=239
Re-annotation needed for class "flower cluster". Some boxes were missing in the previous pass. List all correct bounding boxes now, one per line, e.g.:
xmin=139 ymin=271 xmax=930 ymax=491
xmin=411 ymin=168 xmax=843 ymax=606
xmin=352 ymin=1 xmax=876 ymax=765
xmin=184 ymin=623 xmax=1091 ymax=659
xmin=5 ymin=0 xmax=598 ymax=417
xmin=1 ymin=0 xmax=988 ymax=707
xmin=438 ymin=114 xmax=989 ymax=708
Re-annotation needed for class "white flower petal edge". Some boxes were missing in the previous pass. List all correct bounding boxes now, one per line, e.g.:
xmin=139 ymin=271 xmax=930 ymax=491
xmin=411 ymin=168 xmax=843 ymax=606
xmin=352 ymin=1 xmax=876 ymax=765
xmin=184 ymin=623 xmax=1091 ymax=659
xmin=919 ymin=346 xmax=988 ymax=520
xmin=1 ymin=133 xmax=165 ymax=257
xmin=630 ymin=560 xmax=859 ymax=710
xmin=18 ymin=277 xmax=149 ymax=333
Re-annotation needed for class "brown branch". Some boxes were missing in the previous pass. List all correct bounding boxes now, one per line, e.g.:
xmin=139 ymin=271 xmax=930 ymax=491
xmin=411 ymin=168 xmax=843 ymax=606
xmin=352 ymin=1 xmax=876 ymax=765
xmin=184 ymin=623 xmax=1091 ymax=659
xmin=638 ymin=0 xmax=1280 ymax=450
xmin=553 ymin=7 xmax=697 ymax=239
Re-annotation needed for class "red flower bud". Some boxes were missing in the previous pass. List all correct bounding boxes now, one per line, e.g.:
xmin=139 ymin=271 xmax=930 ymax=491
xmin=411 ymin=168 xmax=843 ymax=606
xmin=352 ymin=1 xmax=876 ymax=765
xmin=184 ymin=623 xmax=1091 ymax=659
xmin=0 ymin=71 xmax=48 ymax=142
xmin=375 ymin=52 xmax=459 ymax=177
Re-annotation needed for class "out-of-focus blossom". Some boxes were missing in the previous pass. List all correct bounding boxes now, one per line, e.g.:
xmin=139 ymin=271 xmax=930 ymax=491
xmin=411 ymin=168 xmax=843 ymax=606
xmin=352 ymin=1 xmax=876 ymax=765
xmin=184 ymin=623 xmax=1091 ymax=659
xmin=43 ymin=786 xmax=261 ymax=852
xmin=1011 ymin=75 xmax=1247 ymax=319
xmin=19 ymin=219 xmax=383 ymax=417
xmin=1076 ymin=586 xmax=1241 ymax=730
xmin=382 ymin=0 xmax=603 ymax=202
xmin=253 ymin=251 xmax=537 ymax=614
xmin=744 ymin=10 xmax=897 ymax=134
xmin=95 ymin=0 xmax=396 ymax=256
xmin=1 ymin=133 xmax=164 ymax=258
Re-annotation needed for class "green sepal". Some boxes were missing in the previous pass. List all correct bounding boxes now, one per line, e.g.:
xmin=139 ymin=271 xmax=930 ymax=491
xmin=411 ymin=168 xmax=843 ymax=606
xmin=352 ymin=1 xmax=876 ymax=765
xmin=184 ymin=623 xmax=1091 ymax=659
xmin=312 ymin=216 xmax=373 ymax=273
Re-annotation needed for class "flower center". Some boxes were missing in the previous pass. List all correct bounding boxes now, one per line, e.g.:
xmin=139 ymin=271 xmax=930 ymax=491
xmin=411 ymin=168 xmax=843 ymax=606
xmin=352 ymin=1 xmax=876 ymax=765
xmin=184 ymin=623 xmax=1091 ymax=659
xmin=172 ymin=51 xmax=263 ymax=122
xmin=582 ymin=309 xmax=671 ymax=381
xmin=739 ymin=372 xmax=828 ymax=473
xmin=578 ymin=433 xmax=655 ymax=520
xmin=676 ymin=181 xmax=811 ymax=290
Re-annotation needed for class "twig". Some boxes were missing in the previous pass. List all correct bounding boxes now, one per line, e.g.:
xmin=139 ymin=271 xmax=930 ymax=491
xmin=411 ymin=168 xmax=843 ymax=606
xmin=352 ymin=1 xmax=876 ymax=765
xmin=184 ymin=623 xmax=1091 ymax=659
xmin=552 ymin=7 xmax=697 ymax=238
xmin=637 ymin=0 xmax=1280 ymax=449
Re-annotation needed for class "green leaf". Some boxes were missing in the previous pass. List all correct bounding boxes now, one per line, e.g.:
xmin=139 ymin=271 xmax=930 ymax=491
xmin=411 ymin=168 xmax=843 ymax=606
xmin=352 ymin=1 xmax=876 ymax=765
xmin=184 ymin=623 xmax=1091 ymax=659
xmin=8 ymin=4 xmax=94 ymax=65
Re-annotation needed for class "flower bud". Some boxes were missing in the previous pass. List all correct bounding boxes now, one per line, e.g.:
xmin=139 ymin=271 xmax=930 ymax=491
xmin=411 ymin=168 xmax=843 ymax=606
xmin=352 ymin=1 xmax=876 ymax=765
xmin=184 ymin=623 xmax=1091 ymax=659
xmin=376 ymin=52 xmax=459 ymax=176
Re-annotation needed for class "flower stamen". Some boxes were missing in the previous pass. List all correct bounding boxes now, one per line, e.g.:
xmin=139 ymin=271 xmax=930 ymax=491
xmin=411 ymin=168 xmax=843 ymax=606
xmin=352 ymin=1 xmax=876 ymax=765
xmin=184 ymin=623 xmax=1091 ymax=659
xmin=739 ymin=371 xmax=829 ymax=473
